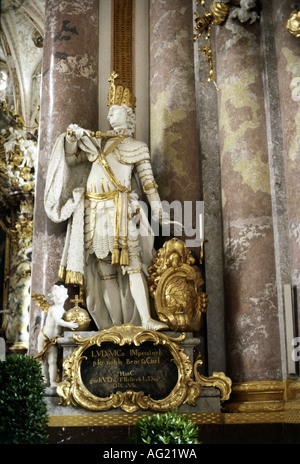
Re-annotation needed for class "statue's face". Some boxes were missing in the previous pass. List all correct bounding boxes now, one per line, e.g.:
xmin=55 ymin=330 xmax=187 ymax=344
xmin=52 ymin=285 xmax=68 ymax=305
xmin=108 ymin=105 xmax=127 ymax=130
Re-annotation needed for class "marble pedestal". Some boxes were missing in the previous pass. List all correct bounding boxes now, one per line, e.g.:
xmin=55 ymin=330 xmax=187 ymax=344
xmin=45 ymin=330 xmax=222 ymax=418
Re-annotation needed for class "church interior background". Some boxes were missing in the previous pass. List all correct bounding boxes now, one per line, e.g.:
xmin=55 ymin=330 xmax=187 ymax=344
xmin=1 ymin=0 xmax=300 ymax=444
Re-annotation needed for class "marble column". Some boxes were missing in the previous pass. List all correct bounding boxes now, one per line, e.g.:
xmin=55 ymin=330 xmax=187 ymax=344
xmin=260 ymin=0 xmax=293 ymax=378
xmin=149 ymin=0 xmax=202 ymax=253
xmin=194 ymin=22 xmax=226 ymax=375
xmin=272 ymin=0 xmax=300 ymax=342
xmin=216 ymin=19 xmax=282 ymax=382
xmin=29 ymin=0 xmax=99 ymax=355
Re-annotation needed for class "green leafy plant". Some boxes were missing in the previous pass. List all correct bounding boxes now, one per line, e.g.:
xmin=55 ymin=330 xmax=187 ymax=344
xmin=0 ymin=354 xmax=49 ymax=444
xmin=131 ymin=409 xmax=201 ymax=444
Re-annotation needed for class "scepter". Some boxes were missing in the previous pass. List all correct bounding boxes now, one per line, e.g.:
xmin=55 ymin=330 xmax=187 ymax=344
xmin=67 ymin=129 xmax=125 ymax=139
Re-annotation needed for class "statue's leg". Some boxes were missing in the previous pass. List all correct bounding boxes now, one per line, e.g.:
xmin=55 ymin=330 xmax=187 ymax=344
xmin=97 ymin=259 xmax=123 ymax=325
xmin=128 ymin=270 xmax=168 ymax=331
xmin=37 ymin=335 xmax=49 ymax=385
xmin=47 ymin=346 xmax=58 ymax=388
xmin=40 ymin=359 xmax=49 ymax=386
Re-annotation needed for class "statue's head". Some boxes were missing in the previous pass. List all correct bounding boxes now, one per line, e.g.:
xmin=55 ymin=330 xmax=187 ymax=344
xmin=51 ymin=284 xmax=68 ymax=305
xmin=107 ymin=71 xmax=136 ymax=136
xmin=107 ymin=104 xmax=135 ymax=135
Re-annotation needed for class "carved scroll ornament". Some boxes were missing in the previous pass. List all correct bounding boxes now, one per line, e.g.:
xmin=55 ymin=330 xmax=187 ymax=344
xmin=57 ymin=324 xmax=201 ymax=412
xmin=57 ymin=324 xmax=232 ymax=412
xmin=148 ymin=238 xmax=207 ymax=332
xmin=286 ymin=10 xmax=300 ymax=38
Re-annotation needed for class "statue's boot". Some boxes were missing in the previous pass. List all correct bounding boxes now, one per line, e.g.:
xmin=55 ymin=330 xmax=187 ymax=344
xmin=142 ymin=318 xmax=169 ymax=331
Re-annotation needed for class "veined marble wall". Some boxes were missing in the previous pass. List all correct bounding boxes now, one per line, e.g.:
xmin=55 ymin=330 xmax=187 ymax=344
xmin=149 ymin=0 xmax=201 ymax=208
xmin=194 ymin=0 xmax=300 ymax=383
xmin=29 ymin=0 xmax=99 ymax=354
xmin=273 ymin=1 xmax=300 ymax=336
xmin=216 ymin=19 xmax=281 ymax=382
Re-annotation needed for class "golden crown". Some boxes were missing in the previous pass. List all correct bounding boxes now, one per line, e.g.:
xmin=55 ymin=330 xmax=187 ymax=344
xmin=107 ymin=71 xmax=136 ymax=110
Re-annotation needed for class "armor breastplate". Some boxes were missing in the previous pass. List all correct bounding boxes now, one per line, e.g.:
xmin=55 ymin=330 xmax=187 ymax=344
xmin=87 ymin=152 xmax=133 ymax=194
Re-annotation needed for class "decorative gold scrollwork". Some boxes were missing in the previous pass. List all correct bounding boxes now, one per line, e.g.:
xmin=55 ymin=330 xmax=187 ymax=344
xmin=286 ymin=10 xmax=300 ymax=38
xmin=57 ymin=324 xmax=203 ymax=413
xmin=148 ymin=238 xmax=207 ymax=332
xmin=194 ymin=355 xmax=232 ymax=403
xmin=193 ymin=0 xmax=230 ymax=89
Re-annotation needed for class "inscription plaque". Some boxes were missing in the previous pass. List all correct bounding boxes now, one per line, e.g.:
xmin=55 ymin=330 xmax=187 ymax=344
xmin=80 ymin=341 xmax=178 ymax=400
xmin=57 ymin=324 xmax=210 ymax=412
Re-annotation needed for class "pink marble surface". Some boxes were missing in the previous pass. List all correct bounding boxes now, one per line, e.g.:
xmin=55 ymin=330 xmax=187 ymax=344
xmin=29 ymin=0 xmax=99 ymax=354
xmin=274 ymin=0 xmax=300 ymax=336
xmin=149 ymin=0 xmax=202 ymax=257
xmin=149 ymin=0 xmax=201 ymax=204
xmin=216 ymin=20 xmax=281 ymax=382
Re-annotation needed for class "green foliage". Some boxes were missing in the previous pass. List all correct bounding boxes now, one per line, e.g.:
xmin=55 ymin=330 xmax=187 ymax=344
xmin=131 ymin=409 xmax=201 ymax=444
xmin=0 ymin=354 xmax=49 ymax=444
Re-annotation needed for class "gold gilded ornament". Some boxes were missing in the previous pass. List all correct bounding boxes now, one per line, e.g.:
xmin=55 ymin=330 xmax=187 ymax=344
xmin=57 ymin=324 xmax=231 ymax=412
xmin=194 ymin=355 xmax=232 ymax=402
xmin=57 ymin=324 xmax=202 ymax=412
xmin=148 ymin=238 xmax=207 ymax=332
xmin=194 ymin=1 xmax=229 ymax=90
xmin=107 ymin=71 xmax=136 ymax=109
xmin=32 ymin=28 xmax=43 ymax=48
xmin=67 ymin=130 xmax=124 ymax=139
xmin=286 ymin=10 xmax=300 ymax=38
xmin=63 ymin=295 xmax=90 ymax=331
xmin=32 ymin=293 xmax=51 ymax=314
xmin=210 ymin=1 xmax=231 ymax=24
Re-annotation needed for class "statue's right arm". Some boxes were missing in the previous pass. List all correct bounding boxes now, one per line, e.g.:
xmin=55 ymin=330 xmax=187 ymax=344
xmin=64 ymin=124 xmax=87 ymax=166
xmin=51 ymin=306 xmax=79 ymax=330
xmin=65 ymin=132 xmax=78 ymax=154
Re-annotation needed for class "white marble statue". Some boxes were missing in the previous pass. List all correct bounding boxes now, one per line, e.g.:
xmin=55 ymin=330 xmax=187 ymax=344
xmin=44 ymin=73 xmax=170 ymax=332
xmin=36 ymin=284 xmax=78 ymax=388
xmin=228 ymin=0 xmax=259 ymax=24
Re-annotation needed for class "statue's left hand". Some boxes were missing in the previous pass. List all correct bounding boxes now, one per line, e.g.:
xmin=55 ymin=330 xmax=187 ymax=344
xmin=67 ymin=124 xmax=85 ymax=140
xmin=68 ymin=321 xmax=79 ymax=330
xmin=160 ymin=211 xmax=172 ymax=225
xmin=153 ymin=210 xmax=183 ymax=229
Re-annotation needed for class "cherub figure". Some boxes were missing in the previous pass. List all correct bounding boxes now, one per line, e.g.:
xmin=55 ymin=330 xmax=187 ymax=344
xmin=228 ymin=0 xmax=259 ymax=24
xmin=33 ymin=284 xmax=78 ymax=388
